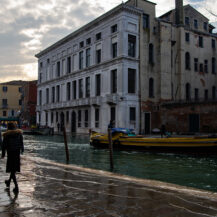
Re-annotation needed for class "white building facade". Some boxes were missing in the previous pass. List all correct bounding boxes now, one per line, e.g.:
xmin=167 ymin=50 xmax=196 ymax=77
xmin=36 ymin=4 xmax=143 ymax=134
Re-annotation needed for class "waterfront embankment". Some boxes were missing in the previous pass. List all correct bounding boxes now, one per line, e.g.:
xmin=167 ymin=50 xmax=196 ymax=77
xmin=0 ymin=156 xmax=217 ymax=217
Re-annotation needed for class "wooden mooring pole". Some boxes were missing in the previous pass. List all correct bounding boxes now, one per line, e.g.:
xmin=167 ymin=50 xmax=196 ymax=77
xmin=108 ymin=128 xmax=114 ymax=170
xmin=63 ymin=126 xmax=69 ymax=163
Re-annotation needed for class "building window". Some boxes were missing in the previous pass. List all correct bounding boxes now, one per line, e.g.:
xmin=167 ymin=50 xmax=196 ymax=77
xmin=96 ymin=74 xmax=101 ymax=96
xmin=95 ymin=108 xmax=99 ymax=128
xmin=111 ymin=69 xmax=117 ymax=94
xmin=85 ymin=77 xmax=90 ymax=98
xmin=204 ymin=22 xmax=207 ymax=31
xmin=204 ymin=89 xmax=208 ymax=100
xmin=46 ymin=88 xmax=49 ymax=104
xmin=86 ymin=38 xmax=91 ymax=45
xmin=56 ymin=112 xmax=58 ymax=123
xmin=78 ymin=110 xmax=81 ymax=127
xmin=96 ymin=32 xmax=101 ymax=41
xmin=204 ymin=60 xmax=208 ymax=73
xmin=67 ymin=82 xmax=71 ymax=101
xmin=47 ymin=58 xmax=50 ymax=64
xmin=130 ymin=107 xmax=136 ymax=122
xmin=143 ymin=14 xmax=149 ymax=28
xmin=111 ymin=24 xmax=117 ymax=33
xmin=2 ymin=86 xmax=7 ymax=92
xmin=3 ymin=111 xmax=7 ymax=117
xmin=148 ymin=43 xmax=154 ymax=64
xmin=111 ymin=107 xmax=116 ymax=126
xmin=57 ymin=61 xmax=60 ymax=77
xmin=185 ymin=17 xmax=190 ymax=26
xmin=52 ymin=87 xmax=55 ymax=103
xmin=212 ymin=39 xmax=216 ymax=49
xmin=185 ymin=52 xmax=191 ymax=70
xmin=80 ymin=41 xmax=84 ymax=48
xmin=185 ymin=32 xmax=190 ymax=42
xmin=79 ymin=51 xmax=84 ymax=69
xmin=194 ymin=88 xmax=199 ymax=101
xmin=40 ymin=62 xmax=43 ymax=68
xmin=194 ymin=58 xmax=198 ymax=72
xmin=19 ymin=99 xmax=22 ymax=106
xmin=149 ymin=78 xmax=154 ymax=98
xmin=199 ymin=36 xmax=203 ymax=48
xmin=85 ymin=110 xmax=88 ymax=127
xmin=39 ymin=91 xmax=42 ymax=105
xmin=79 ymin=79 xmax=83 ymax=98
xmin=51 ymin=112 xmax=53 ymax=123
xmin=199 ymin=63 xmax=203 ymax=73
xmin=212 ymin=57 xmax=216 ymax=74
xmin=194 ymin=19 xmax=198 ymax=29
xmin=86 ymin=48 xmax=91 ymax=67
xmin=11 ymin=110 xmax=14 ymax=116
xmin=19 ymin=87 xmax=22 ymax=93
xmin=2 ymin=99 xmax=7 ymax=108
xmin=128 ymin=35 xmax=136 ymax=57
xmin=67 ymin=56 xmax=71 ymax=73
xmin=39 ymin=73 xmax=42 ymax=83
xmin=56 ymin=85 xmax=60 ymax=102
xmin=212 ymin=86 xmax=216 ymax=100
xmin=96 ymin=49 xmax=101 ymax=64
xmin=128 ymin=68 xmax=136 ymax=94
xmin=112 ymin=42 xmax=117 ymax=58
xmin=73 ymin=80 xmax=77 ymax=99
xmin=186 ymin=83 xmax=191 ymax=101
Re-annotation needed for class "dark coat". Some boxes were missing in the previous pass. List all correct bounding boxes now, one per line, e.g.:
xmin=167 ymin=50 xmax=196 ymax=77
xmin=2 ymin=129 xmax=24 ymax=173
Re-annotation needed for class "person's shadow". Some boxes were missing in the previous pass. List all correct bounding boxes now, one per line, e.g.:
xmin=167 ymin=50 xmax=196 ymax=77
xmin=5 ymin=188 xmax=18 ymax=203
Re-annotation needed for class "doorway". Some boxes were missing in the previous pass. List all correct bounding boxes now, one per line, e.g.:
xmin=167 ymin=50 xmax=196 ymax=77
xmin=144 ymin=112 xmax=151 ymax=134
xmin=71 ymin=111 xmax=76 ymax=133
xmin=189 ymin=114 xmax=199 ymax=133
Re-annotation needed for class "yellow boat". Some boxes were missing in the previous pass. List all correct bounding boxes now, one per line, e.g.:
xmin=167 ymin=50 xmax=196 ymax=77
xmin=90 ymin=128 xmax=217 ymax=151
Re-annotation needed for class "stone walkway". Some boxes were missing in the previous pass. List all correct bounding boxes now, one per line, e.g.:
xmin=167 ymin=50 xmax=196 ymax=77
xmin=0 ymin=156 xmax=217 ymax=217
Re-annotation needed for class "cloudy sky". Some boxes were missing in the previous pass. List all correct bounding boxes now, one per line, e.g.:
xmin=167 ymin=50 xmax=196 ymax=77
xmin=0 ymin=0 xmax=216 ymax=82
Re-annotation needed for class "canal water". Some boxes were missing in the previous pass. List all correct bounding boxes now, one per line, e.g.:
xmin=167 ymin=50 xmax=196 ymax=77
xmin=24 ymin=134 xmax=217 ymax=192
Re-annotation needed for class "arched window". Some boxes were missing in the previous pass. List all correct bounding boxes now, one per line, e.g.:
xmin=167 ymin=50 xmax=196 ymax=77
xmin=212 ymin=86 xmax=216 ymax=100
xmin=149 ymin=43 xmax=154 ymax=64
xmin=185 ymin=52 xmax=190 ymax=70
xmin=149 ymin=78 xmax=154 ymax=98
xmin=212 ymin=57 xmax=216 ymax=74
xmin=186 ymin=83 xmax=191 ymax=100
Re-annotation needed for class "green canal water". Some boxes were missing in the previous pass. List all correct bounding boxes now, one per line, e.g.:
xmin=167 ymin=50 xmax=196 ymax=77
xmin=24 ymin=134 xmax=217 ymax=192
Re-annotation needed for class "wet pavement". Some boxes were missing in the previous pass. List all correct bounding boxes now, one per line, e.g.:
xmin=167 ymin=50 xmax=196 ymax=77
xmin=0 ymin=156 xmax=217 ymax=217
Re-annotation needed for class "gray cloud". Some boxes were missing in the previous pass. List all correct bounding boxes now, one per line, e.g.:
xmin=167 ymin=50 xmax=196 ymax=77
xmin=0 ymin=0 xmax=216 ymax=82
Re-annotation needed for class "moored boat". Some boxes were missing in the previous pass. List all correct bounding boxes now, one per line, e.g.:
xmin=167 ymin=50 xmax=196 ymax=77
xmin=90 ymin=128 xmax=217 ymax=151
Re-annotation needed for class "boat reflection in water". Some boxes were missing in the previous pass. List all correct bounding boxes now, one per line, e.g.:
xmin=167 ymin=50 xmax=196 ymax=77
xmin=90 ymin=128 xmax=217 ymax=152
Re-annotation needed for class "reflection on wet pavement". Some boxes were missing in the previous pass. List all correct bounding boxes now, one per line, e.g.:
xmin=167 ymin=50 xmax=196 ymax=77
xmin=1 ymin=156 xmax=217 ymax=217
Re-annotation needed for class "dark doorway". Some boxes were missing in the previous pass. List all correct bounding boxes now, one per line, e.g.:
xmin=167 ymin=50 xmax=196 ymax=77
xmin=60 ymin=112 xmax=64 ymax=132
xmin=71 ymin=111 xmax=76 ymax=133
xmin=189 ymin=114 xmax=199 ymax=133
xmin=144 ymin=112 xmax=151 ymax=134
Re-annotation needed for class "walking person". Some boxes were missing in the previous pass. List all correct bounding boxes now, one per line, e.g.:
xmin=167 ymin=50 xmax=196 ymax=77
xmin=1 ymin=123 xmax=24 ymax=194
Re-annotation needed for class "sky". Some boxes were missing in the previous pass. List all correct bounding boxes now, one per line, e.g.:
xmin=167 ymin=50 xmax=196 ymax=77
xmin=0 ymin=0 xmax=216 ymax=82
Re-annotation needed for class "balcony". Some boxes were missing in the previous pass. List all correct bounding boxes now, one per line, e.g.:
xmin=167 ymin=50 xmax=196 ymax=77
xmin=106 ymin=94 xmax=119 ymax=105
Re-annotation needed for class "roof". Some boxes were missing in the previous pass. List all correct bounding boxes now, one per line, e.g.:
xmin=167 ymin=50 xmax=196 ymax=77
xmin=35 ymin=2 xmax=144 ymax=58
xmin=0 ymin=80 xmax=28 ymax=86
xmin=159 ymin=4 xmax=209 ymax=21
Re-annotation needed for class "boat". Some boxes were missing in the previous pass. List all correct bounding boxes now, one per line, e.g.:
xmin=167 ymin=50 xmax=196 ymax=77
xmin=90 ymin=128 xmax=217 ymax=151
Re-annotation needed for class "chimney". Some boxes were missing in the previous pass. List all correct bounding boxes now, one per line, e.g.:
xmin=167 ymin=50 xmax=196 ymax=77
xmin=175 ymin=0 xmax=184 ymax=25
